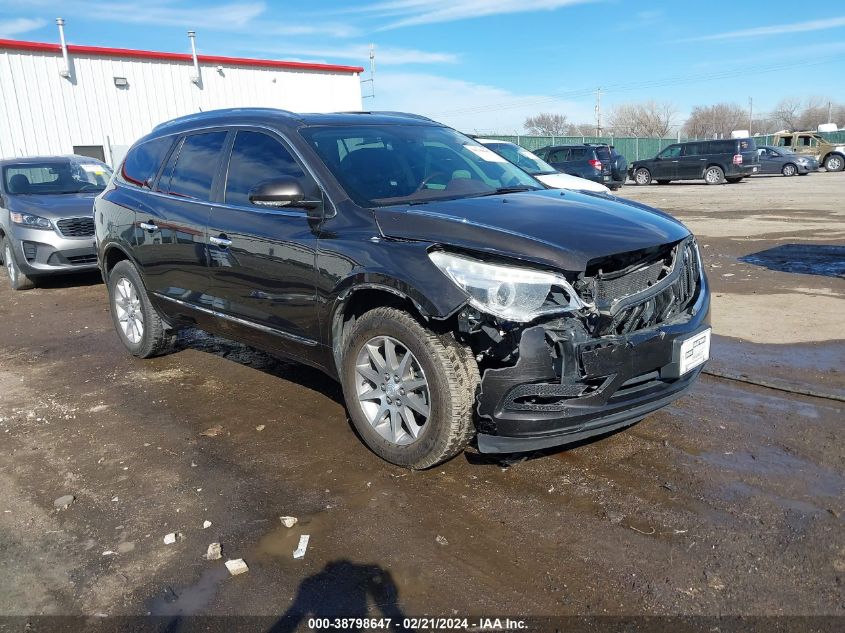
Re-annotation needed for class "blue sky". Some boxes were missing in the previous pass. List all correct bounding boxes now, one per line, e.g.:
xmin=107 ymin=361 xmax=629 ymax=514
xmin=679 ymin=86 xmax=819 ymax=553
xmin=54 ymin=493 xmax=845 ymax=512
xmin=2 ymin=0 xmax=844 ymax=133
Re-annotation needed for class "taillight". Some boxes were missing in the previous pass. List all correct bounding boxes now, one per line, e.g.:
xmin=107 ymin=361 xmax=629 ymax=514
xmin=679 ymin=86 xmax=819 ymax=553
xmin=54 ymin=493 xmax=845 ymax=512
xmin=589 ymin=159 xmax=602 ymax=170
xmin=733 ymin=154 xmax=743 ymax=165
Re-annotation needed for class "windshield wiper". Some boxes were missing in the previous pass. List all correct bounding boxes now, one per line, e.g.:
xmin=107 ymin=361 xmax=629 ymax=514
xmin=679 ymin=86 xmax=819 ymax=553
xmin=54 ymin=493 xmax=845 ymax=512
xmin=474 ymin=186 xmax=537 ymax=197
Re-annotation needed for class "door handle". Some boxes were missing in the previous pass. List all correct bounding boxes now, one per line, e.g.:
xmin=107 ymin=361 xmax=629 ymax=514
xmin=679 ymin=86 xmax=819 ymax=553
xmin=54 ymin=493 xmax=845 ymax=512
xmin=139 ymin=221 xmax=159 ymax=232
xmin=209 ymin=235 xmax=232 ymax=248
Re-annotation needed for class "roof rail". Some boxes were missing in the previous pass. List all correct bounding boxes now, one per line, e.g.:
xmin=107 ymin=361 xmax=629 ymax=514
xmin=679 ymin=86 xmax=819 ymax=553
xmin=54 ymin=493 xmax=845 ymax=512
xmin=152 ymin=107 xmax=300 ymax=131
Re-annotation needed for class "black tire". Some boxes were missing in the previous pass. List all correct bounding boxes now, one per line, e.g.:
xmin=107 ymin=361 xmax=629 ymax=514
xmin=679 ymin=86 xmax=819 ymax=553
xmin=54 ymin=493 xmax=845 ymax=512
xmin=107 ymin=260 xmax=175 ymax=358
xmin=726 ymin=177 xmax=743 ymax=183
xmin=2 ymin=237 xmax=36 ymax=290
xmin=633 ymin=168 xmax=652 ymax=185
xmin=704 ymin=165 xmax=725 ymax=185
xmin=781 ymin=163 xmax=797 ymax=177
xmin=656 ymin=180 xmax=671 ymax=185
xmin=340 ymin=307 xmax=479 ymax=469
xmin=609 ymin=185 xmax=622 ymax=191
xmin=824 ymin=154 xmax=844 ymax=172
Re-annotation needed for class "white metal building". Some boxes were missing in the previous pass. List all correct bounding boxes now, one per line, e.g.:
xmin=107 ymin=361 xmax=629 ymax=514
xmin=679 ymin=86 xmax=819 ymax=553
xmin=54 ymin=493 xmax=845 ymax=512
xmin=0 ymin=32 xmax=363 ymax=166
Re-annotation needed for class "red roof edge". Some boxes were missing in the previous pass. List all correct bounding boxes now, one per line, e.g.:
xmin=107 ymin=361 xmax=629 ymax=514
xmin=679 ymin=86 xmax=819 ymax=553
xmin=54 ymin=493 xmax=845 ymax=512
xmin=0 ymin=38 xmax=364 ymax=74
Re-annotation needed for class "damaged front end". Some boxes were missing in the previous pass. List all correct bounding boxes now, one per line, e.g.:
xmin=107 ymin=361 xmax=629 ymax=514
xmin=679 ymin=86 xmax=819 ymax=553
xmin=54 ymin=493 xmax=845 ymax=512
xmin=460 ymin=236 xmax=710 ymax=453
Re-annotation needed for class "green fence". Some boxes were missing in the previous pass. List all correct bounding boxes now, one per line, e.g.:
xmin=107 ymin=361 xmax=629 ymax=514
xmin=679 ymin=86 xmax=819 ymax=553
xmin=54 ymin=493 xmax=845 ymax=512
xmin=484 ymin=131 xmax=845 ymax=164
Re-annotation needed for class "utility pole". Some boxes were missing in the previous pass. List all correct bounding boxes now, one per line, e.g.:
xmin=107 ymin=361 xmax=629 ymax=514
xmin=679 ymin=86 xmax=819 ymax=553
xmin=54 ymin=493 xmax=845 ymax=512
xmin=595 ymin=88 xmax=602 ymax=136
xmin=748 ymin=96 xmax=753 ymax=133
xmin=361 ymin=43 xmax=376 ymax=102
xmin=829 ymin=100 xmax=833 ymax=124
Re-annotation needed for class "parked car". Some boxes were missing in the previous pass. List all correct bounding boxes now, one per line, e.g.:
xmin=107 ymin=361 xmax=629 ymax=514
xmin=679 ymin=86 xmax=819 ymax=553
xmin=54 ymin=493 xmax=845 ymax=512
xmin=1 ymin=155 xmax=112 ymax=290
xmin=630 ymin=138 xmax=759 ymax=185
xmin=771 ymin=131 xmax=845 ymax=172
xmin=96 ymin=109 xmax=710 ymax=468
xmin=474 ymin=139 xmax=611 ymax=194
xmin=533 ymin=143 xmax=628 ymax=190
xmin=756 ymin=145 xmax=818 ymax=176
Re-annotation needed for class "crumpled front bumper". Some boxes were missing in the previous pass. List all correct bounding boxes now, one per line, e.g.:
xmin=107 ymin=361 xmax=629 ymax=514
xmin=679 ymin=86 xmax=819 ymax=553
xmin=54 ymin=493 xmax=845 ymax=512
xmin=475 ymin=276 xmax=710 ymax=454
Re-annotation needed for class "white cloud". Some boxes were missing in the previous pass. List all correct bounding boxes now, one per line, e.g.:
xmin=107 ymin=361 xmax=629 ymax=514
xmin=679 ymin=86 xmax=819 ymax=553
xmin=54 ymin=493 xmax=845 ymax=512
xmin=0 ymin=17 xmax=46 ymax=38
xmin=24 ymin=1 xmax=359 ymax=38
xmin=334 ymin=0 xmax=597 ymax=30
xmin=684 ymin=15 xmax=845 ymax=42
xmin=371 ymin=72 xmax=594 ymax=133
xmin=242 ymin=43 xmax=457 ymax=66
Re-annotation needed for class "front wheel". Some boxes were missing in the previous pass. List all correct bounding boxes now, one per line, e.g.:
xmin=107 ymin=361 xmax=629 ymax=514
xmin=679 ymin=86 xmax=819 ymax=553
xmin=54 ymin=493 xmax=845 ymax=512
xmin=704 ymin=166 xmax=725 ymax=185
xmin=2 ymin=238 xmax=35 ymax=290
xmin=781 ymin=164 xmax=797 ymax=177
xmin=634 ymin=168 xmax=652 ymax=185
xmin=107 ymin=260 xmax=175 ymax=358
xmin=824 ymin=154 xmax=844 ymax=172
xmin=340 ymin=307 xmax=479 ymax=469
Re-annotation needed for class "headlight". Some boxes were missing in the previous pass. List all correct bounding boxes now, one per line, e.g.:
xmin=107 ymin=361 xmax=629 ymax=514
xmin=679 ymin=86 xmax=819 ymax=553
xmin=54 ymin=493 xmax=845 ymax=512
xmin=429 ymin=250 xmax=590 ymax=322
xmin=10 ymin=211 xmax=53 ymax=230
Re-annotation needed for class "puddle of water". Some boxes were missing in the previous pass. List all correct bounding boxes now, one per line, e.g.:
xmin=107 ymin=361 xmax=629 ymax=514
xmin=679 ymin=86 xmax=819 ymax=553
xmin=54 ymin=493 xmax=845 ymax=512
xmin=699 ymin=445 xmax=845 ymax=499
xmin=147 ymin=566 xmax=230 ymax=616
xmin=739 ymin=244 xmax=845 ymax=278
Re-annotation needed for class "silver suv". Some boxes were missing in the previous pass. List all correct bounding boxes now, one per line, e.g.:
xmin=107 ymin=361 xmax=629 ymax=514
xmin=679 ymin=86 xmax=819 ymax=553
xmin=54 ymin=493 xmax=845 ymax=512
xmin=0 ymin=155 xmax=112 ymax=290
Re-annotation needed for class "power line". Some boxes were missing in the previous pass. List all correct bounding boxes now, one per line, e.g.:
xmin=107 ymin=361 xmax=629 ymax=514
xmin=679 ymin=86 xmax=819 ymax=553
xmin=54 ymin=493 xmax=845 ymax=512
xmin=432 ymin=54 xmax=845 ymax=118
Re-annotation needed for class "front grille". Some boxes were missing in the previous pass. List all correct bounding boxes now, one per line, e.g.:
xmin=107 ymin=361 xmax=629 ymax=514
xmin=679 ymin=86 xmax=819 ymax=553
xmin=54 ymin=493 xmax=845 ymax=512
xmin=56 ymin=216 xmax=95 ymax=237
xmin=595 ymin=258 xmax=665 ymax=304
xmin=67 ymin=254 xmax=97 ymax=265
xmin=599 ymin=238 xmax=700 ymax=336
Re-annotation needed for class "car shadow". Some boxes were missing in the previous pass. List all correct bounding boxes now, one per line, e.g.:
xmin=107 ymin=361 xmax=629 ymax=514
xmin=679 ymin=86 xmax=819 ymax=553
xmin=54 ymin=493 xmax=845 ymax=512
xmin=174 ymin=328 xmax=345 ymax=406
xmin=30 ymin=271 xmax=102 ymax=289
xmin=739 ymin=243 xmax=845 ymax=279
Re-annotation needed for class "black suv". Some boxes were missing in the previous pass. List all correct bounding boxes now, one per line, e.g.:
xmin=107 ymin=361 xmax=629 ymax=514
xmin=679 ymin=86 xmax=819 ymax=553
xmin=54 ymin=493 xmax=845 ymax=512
xmin=533 ymin=143 xmax=628 ymax=190
xmin=95 ymin=109 xmax=710 ymax=468
xmin=630 ymin=138 xmax=759 ymax=185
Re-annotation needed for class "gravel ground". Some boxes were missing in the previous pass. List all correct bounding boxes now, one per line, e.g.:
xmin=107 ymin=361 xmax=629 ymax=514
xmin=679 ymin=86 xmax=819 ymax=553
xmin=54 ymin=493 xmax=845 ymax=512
xmin=0 ymin=171 xmax=842 ymax=622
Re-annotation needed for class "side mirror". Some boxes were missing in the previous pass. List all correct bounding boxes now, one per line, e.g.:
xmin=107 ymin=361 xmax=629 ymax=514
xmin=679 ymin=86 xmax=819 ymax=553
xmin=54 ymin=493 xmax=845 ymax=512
xmin=248 ymin=177 xmax=321 ymax=211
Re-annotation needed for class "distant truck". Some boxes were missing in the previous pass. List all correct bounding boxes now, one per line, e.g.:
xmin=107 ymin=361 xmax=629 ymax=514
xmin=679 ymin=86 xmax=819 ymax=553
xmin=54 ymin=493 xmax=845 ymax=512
xmin=771 ymin=131 xmax=845 ymax=172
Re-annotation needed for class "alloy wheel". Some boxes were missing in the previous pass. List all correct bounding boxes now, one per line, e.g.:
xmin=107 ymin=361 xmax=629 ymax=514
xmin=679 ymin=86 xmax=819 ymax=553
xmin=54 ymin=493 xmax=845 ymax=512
xmin=827 ymin=156 xmax=843 ymax=171
xmin=705 ymin=168 xmax=722 ymax=184
xmin=4 ymin=245 xmax=15 ymax=285
xmin=114 ymin=276 xmax=145 ymax=344
xmin=635 ymin=169 xmax=650 ymax=185
xmin=354 ymin=335 xmax=431 ymax=446
xmin=783 ymin=164 xmax=796 ymax=177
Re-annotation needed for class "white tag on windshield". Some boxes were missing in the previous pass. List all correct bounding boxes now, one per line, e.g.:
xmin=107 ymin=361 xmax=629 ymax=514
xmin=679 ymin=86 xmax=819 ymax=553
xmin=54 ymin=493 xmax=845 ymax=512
xmin=80 ymin=164 xmax=106 ymax=174
xmin=464 ymin=145 xmax=507 ymax=163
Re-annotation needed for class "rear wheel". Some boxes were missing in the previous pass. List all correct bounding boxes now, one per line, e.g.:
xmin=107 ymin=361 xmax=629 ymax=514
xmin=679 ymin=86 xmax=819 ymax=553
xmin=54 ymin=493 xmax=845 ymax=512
xmin=781 ymin=164 xmax=797 ymax=177
xmin=704 ymin=166 xmax=725 ymax=185
xmin=634 ymin=168 xmax=652 ymax=185
xmin=2 ymin=238 xmax=35 ymax=290
xmin=824 ymin=154 xmax=844 ymax=172
xmin=107 ymin=260 xmax=175 ymax=358
xmin=340 ymin=307 xmax=479 ymax=469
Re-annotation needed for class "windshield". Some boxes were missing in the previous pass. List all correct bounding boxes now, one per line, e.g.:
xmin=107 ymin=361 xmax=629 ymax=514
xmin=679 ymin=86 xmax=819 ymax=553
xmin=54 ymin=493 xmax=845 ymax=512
xmin=482 ymin=142 xmax=557 ymax=175
xmin=3 ymin=159 xmax=112 ymax=195
xmin=300 ymin=125 xmax=541 ymax=207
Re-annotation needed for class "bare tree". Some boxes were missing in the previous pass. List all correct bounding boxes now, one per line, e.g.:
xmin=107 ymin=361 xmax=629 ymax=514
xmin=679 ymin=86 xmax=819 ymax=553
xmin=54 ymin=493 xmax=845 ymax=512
xmin=607 ymin=101 xmax=677 ymax=138
xmin=683 ymin=103 xmax=748 ymax=138
xmin=565 ymin=122 xmax=596 ymax=137
xmin=771 ymin=97 xmax=803 ymax=131
xmin=524 ymin=113 xmax=569 ymax=136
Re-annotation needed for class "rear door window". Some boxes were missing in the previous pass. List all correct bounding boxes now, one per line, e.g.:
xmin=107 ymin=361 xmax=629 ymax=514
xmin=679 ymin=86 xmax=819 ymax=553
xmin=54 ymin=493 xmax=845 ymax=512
xmin=548 ymin=148 xmax=570 ymax=163
xmin=121 ymin=136 xmax=175 ymax=188
xmin=224 ymin=131 xmax=312 ymax=207
xmin=658 ymin=145 xmax=681 ymax=159
xmin=709 ymin=140 xmax=734 ymax=154
xmin=160 ymin=131 xmax=228 ymax=201
xmin=683 ymin=144 xmax=701 ymax=156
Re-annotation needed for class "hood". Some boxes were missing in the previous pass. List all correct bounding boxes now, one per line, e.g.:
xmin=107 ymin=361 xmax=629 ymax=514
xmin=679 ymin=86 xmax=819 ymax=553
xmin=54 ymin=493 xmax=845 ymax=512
xmin=374 ymin=189 xmax=690 ymax=272
xmin=536 ymin=172 xmax=610 ymax=194
xmin=5 ymin=193 xmax=98 ymax=220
